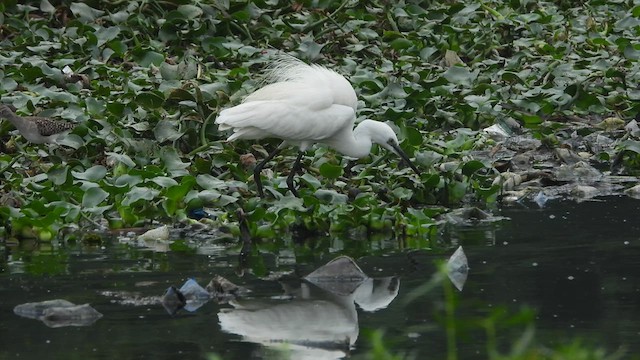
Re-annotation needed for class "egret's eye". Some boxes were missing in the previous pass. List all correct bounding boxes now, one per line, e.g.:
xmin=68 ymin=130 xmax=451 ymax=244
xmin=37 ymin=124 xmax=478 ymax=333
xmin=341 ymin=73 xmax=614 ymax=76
xmin=387 ymin=138 xmax=395 ymax=145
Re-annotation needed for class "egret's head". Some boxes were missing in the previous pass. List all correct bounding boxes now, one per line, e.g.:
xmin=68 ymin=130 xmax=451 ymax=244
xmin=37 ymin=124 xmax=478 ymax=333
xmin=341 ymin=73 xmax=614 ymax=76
xmin=365 ymin=121 xmax=400 ymax=152
xmin=354 ymin=276 xmax=400 ymax=312
xmin=361 ymin=120 xmax=420 ymax=175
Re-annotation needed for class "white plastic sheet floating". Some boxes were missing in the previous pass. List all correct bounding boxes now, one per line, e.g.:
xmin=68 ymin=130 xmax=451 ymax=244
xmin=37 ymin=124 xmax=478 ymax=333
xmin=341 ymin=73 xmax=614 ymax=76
xmin=447 ymin=246 xmax=469 ymax=291
xmin=137 ymin=225 xmax=171 ymax=251
xmin=162 ymin=278 xmax=210 ymax=314
xmin=162 ymin=276 xmax=250 ymax=315
xmin=138 ymin=225 xmax=170 ymax=241
xmin=13 ymin=299 xmax=103 ymax=328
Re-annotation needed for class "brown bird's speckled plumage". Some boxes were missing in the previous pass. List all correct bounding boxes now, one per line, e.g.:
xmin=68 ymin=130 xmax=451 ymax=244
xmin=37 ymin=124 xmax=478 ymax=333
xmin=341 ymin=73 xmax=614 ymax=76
xmin=0 ymin=105 xmax=76 ymax=144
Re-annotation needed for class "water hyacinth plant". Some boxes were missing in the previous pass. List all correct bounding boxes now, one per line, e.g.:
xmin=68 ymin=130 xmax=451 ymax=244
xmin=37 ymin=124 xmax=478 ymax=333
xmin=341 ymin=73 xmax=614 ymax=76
xmin=0 ymin=0 xmax=638 ymax=240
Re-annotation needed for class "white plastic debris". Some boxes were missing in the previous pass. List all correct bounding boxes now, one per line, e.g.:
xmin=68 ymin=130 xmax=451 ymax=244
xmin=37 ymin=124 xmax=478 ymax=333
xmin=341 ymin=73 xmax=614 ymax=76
xmin=482 ymin=123 xmax=509 ymax=140
xmin=447 ymin=246 xmax=469 ymax=291
xmin=137 ymin=225 xmax=170 ymax=241
xmin=14 ymin=299 xmax=103 ymax=328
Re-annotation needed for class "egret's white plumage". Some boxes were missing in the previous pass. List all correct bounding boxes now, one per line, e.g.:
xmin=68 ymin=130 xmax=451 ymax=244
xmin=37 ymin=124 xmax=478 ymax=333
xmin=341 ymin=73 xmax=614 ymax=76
xmin=215 ymin=56 xmax=419 ymax=197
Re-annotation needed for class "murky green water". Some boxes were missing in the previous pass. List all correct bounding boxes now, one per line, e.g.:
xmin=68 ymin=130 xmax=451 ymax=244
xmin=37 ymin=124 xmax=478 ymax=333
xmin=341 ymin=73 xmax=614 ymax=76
xmin=1 ymin=196 xmax=640 ymax=359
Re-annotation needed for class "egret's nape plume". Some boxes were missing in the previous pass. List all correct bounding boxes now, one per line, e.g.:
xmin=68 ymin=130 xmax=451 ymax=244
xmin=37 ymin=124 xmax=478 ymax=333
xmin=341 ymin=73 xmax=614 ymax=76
xmin=215 ymin=55 xmax=420 ymax=197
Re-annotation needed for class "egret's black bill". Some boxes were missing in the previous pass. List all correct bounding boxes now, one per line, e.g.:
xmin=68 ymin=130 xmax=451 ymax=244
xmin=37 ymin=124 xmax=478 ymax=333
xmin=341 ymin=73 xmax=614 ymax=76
xmin=388 ymin=140 xmax=420 ymax=175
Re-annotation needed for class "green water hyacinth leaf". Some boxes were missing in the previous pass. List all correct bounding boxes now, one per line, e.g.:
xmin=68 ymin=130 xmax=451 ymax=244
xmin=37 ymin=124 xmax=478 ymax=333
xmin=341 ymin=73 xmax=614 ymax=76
xmin=122 ymin=187 xmax=160 ymax=206
xmin=136 ymin=92 xmax=165 ymax=109
xmin=108 ymin=40 xmax=127 ymax=56
xmin=623 ymin=46 xmax=640 ymax=61
xmin=462 ymin=160 xmax=487 ymax=176
xmin=177 ymin=4 xmax=204 ymax=19
xmin=47 ymin=166 xmax=70 ymax=186
xmin=161 ymin=148 xmax=190 ymax=176
xmin=268 ymin=196 xmax=306 ymax=213
xmin=31 ymin=85 xmax=78 ymax=103
xmin=26 ymin=42 xmax=61 ymax=54
xmin=82 ymin=187 xmax=109 ymax=208
xmin=1 ymin=78 xmax=18 ymax=92
xmin=135 ymin=50 xmax=164 ymax=67
xmin=300 ymin=173 xmax=322 ymax=189
xmin=150 ymin=177 xmax=179 ymax=188
xmin=405 ymin=127 xmax=423 ymax=146
xmin=443 ymin=66 xmax=478 ymax=85
xmin=105 ymin=153 xmax=136 ymax=168
xmin=392 ymin=187 xmax=413 ymax=200
xmin=166 ymin=177 xmax=195 ymax=202
xmin=390 ymin=38 xmax=413 ymax=51
xmin=57 ymin=134 xmax=84 ymax=149
xmin=618 ymin=140 xmax=640 ymax=154
xmin=95 ymin=26 xmax=121 ymax=47
xmin=85 ymin=97 xmax=106 ymax=115
xmin=196 ymin=175 xmax=230 ymax=192
xmin=216 ymin=194 xmax=239 ymax=207
xmin=160 ymin=63 xmax=180 ymax=81
xmin=154 ymin=120 xmax=183 ymax=142
xmin=72 ymin=165 xmax=107 ymax=182
xmin=197 ymin=189 xmax=222 ymax=202
xmin=521 ymin=114 xmax=543 ymax=126
xmin=314 ymin=189 xmax=348 ymax=203
xmin=167 ymin=88 xmax=196 ymax=102
xmin=423 ymin=174 xmax=441 ymax=188
xmin=40 ymin=0 xmax=55 ymax=13
xmin=70 ymin=3 xmax=105 ymax=22
xmin=319 ymin=163 xmax=343 ymax=179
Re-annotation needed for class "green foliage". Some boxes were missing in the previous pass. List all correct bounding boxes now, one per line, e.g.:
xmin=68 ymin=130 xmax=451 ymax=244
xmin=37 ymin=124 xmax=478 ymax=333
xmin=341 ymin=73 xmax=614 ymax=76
xmin=0 ymin=0 xmax=638 ymax=239
xmin=397 ymin=263 xmax=623 ymax=360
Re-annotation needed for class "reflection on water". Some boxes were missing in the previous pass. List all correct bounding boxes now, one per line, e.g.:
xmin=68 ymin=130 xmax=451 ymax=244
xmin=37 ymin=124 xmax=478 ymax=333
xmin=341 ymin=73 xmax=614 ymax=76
xmin=446 ymin=246 xmax=468 ymax=291
xmin=218 ymin=256 xmax=399 ymax=359
xmin=13 ymin=299 xmax=103 ymax=328
xmin=0 ymin=196 xmax=639 ymax=358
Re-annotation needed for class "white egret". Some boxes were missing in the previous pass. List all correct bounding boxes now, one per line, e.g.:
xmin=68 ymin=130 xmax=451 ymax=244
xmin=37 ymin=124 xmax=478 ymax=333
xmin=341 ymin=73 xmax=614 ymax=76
xmin=215 ymin=56 xmax=420 ymax=197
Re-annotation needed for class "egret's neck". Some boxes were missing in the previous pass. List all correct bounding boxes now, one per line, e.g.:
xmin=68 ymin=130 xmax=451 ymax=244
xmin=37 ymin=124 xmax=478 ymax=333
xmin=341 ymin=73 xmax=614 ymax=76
xmin=325 ymin=122 xmax=374 ymax=159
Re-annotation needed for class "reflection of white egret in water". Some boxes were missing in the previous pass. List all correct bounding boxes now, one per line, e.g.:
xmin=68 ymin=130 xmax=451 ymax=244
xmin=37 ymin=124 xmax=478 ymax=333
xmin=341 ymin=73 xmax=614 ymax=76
xmin=217 ymin=256 xmax=400 ymax=360
xmin=353 ymin=276 xmax=400 ymax=312
xmin=218 ymin=281 xmax=358 ymax=360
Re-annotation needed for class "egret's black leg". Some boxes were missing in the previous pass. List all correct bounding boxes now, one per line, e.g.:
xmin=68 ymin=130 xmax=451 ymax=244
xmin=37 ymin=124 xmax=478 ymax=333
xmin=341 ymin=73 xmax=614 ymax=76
xmin=236 ymin=209 xmax=251 ymax=276
xmin=238 ymin=209 xmax=251 ymax=259
xmin=286 ymin=151 xmax=305 ymax=197
xmin=254 ymin=146 xmax=283 ymax=198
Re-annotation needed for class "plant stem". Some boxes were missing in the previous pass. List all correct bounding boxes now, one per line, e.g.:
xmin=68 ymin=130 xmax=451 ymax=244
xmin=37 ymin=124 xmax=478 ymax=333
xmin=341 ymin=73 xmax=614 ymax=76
xmin=0 ymin=154 xmax=22 ymax=174
xmin=443 ymin=269 xmax=458 ymax=360
xmin=301 ymin=0 xmax=351 ymax=34
xmin=479 ymin=2 xmax=504 ymax=20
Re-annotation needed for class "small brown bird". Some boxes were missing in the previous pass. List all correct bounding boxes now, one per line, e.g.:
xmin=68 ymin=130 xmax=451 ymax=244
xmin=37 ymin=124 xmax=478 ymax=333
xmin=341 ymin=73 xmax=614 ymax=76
xmin=0 ymin=105 xmax=76 ymax=144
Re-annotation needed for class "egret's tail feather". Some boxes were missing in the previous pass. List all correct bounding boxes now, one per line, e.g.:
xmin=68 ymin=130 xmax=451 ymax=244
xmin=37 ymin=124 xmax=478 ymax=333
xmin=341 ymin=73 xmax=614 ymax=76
xmin=216 ymin=102 xmax=286 ymax=141
xmin=216 ymin=102 xmax=271 ymax=128
xmin=227 ymin=127 xmax=264 ymax=141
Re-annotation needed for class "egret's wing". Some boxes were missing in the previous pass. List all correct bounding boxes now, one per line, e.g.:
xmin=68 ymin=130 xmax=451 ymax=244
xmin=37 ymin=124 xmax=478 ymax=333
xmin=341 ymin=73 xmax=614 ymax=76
xmin=255 ymin=57 xmax=358 ymax=110
xmin=244 ymin=82 xmax=334 ymax=111
xmin=216 ymin=100 xmax=355 ymax=142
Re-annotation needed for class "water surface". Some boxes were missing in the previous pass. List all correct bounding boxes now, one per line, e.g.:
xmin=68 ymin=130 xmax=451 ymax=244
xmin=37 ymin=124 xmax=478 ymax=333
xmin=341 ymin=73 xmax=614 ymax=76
xmin=1 ymin=196 xmax=639 ymax=359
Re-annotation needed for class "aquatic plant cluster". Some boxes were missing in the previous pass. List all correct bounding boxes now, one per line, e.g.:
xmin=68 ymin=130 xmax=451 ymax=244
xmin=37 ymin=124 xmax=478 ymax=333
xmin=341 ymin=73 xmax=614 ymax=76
xmin=0 ymin=0 xmax=639 ymax=239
